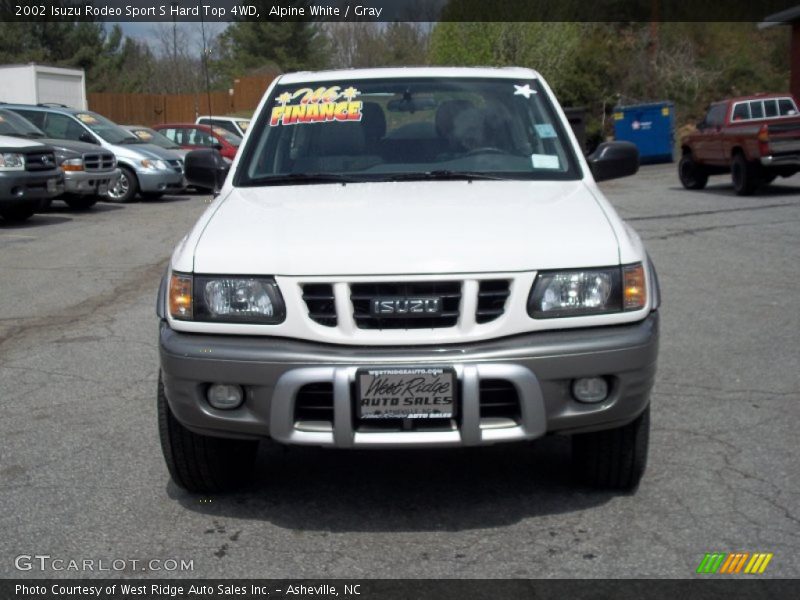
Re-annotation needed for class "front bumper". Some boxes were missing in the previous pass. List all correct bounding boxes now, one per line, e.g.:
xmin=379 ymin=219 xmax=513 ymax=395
xmin=63 ymin=168 xmax=120 ymax=196
xmin=137 ymin=169 xmax=184 ymax=193
xmin=761 ymin=154 xmax=800 ymax=167
xmin=159 ymin=312 xmax=659 ymax=448
xmin=0 ymin=171 xmax=64 ymax=209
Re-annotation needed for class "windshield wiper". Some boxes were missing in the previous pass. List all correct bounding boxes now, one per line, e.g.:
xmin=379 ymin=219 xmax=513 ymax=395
xmin=245 ymin=173 xmax=364 ymax=186
xmin=384 ymin=170 xmax=506 ymax=182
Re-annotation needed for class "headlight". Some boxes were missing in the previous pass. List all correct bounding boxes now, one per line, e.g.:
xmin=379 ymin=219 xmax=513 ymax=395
xmin=0 ymin=153 xmax=25 ymax=171
xmin=168 ymin=272 xmax=285 ymax=323
xmin=61 ymin=158 xmax=85 ymax=172
xmin=528 ymin=263 xmax=646 ymax=318
xmin=140 ymin=159 xmax=168 ymax=170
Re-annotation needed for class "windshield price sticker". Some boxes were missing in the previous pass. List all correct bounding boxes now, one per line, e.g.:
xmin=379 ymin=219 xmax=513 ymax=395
xmin=270 ymin=86 xmax=363 ymax=127
xmin=357 ymin=367 xmax=456 ymax=419
xmin=76 ymin=114 xmax=98 ymax=124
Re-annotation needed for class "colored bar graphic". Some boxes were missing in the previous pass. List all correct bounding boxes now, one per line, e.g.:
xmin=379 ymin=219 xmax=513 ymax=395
xmin=698 ymin=552 xmax=772 ymax=575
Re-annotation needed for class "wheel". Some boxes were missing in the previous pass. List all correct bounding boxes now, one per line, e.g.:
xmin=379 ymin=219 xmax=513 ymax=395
xmin=106 ymin=166 xmax=138 ymax=203
xmin=0 ymin=207 xmax=35 ymax=222
xmin=157 ymin=373 xmax=258 ymax=493
xmin=571 ymin=406 xmax=650 ymax=491
xmin=678 ymin=154 xmax=708 ymax=190
xmin=140 ymin=192 xmax=164 ymax=201
xmin=63 ymin=195 xmax=98 ymax=210
xmin=731 ymin=153 xmax=759 ymax=196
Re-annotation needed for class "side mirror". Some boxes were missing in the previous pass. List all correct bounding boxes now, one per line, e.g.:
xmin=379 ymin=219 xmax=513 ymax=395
xmin=185 ymin=149 xmax=229 ymax=192
xmin=212 ymin=142 xmax=223 ymax=151
xmin=79 ymin=132 xmax=98 ymax=144
xmin=587 ymin=141 xmax=639 ymax=182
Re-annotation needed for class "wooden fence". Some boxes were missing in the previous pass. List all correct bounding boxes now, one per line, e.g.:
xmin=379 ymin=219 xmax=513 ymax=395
xmin=87 ymin=74 xmax=277 ymax=127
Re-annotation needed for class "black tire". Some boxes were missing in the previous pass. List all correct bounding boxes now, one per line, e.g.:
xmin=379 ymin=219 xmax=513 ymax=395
xmin=106 ymin=166 xmax=138 ymax=203
xmin=0 ymin=207 xmax=35 ymax=222
xmin=678 ymin=154 xmax=708 ymax=190
xmin=157 ymin=373 xmax=258 ymax=493
xmin=572 ymin=406 xmax=650 ymax=491
xmin=140 ymin=192 xmax=164 ymax=201
xmin=731 ymin=153 xmax=759 ymax=196
xmin=63 ymin=195 xmax=98 ymax=210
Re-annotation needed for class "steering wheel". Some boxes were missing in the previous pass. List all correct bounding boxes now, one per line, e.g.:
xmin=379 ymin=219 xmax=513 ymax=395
xmin=464 ymin=147 xmax=508 ymax=156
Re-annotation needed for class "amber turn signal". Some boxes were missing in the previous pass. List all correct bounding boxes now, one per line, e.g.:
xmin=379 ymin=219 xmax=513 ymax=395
xmin=169 ymin=273 xmax=193 ymax=320
xmin=623 ymin=263 xmax=646 ymax=311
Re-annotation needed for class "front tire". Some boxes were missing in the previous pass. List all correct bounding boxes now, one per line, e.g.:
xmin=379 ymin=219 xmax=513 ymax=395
xmin=158 ymin=373 xmax=258 ymax=493
xmin=63 ymin=195 xmax=98 ymax=210
xmin=140 ymin=192 xmax=164 ymax=201
xmin=106 ymin=167 xmax=138 ymax=203
xmin=571 ymin=406 xmax=650 ymax=491
xmin=731 ymin=153 xmax=759 ymax=196
xmin=0 ymin=207 xmax=35 ymax=222
xmin=678 ymin=154 xmax=708 ymax=190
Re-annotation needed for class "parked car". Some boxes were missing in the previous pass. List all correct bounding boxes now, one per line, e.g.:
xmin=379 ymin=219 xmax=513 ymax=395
xmin=679 ymin=93 xmax=800 ymax=195
xmin=153 ymin=123 xmax=241 ymax=162
xmin=0 ymin=108 xmax=118 ymax=210
xmin=157 ymin=67 xmax=659 ymax=494
xmin=122 ymin=125 xmax=189 ymax=159
xmin=196 ymin=115 xmax=250 ymax=137
xmin=0 ymin=134 xmax=63 ymax=222
xmin=2 ymin=104 xmax=184 ymax=203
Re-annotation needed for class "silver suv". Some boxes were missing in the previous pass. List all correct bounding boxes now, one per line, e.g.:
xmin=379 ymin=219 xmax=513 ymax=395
xmin=5 ymin=105 xmax=185 ymax=203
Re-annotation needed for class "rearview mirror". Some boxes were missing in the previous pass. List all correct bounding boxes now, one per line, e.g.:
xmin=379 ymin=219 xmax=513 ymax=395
xmin=387 ymin=96 xmax=437 ymax=113
xmin=587 ymin=141 xmax=639 ymax=182
xmin=184 ymin=149 xmax=229 ymax=193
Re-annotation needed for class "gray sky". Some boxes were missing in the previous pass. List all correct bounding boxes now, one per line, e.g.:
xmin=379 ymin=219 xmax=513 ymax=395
xmin=115 ymin=21 xmax=228 ymax=54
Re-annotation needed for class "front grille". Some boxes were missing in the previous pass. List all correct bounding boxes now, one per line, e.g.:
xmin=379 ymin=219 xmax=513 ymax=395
xmin=83 ymin=153 xmax=115 ymax=172
xmin=479 ymin=379 xmax=521 ymax=422
xmin=302 ymin=284 xmax=337 ymax=326
xmin=294 ymin=383 xmax=334 ymax=423
xmin=350 ymin=281 xmax=461 ymax=329
xmin=24 ymin=151 xmax=56 ymax=171
xmin=476 ymin=280 xmax=511 ymax=323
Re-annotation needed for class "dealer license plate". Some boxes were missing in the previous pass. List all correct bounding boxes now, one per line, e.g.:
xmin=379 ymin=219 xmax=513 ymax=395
xmin=47 ymin=178 xmax=58 ymax=193
xmin=356 ymin=367 xmax=456 ymax=419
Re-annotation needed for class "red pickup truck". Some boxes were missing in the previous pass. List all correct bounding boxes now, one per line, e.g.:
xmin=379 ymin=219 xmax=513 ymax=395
xmin=679 ymin=94 xmax=800 ymax=195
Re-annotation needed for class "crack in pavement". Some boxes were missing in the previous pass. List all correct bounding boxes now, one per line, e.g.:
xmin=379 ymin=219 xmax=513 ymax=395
xmin=641 ymin=218 xmax=800 ymax=241
xmin=0 ymin=259 xmax=166 ymax=356
xmin=625 ymin=201 xmax=799 ymax=222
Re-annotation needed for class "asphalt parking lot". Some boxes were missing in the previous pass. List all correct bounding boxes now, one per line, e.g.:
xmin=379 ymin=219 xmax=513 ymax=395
xmin=1 ymin=164 xmax=798 ymax=579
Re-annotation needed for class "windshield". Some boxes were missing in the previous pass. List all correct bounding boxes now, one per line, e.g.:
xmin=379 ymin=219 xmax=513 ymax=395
xmin=0 ymin=109 xmax=46 ymax=138
xmin=127 ymin=127 xmax=180 ymax=149
xmin=237 ymin=77 xmax=580 ymax=186
xmin=74 ymin=112 xmax=139 ymax=144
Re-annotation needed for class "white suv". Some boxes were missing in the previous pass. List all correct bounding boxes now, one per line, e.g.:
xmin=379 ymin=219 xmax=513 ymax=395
xmin=158 ymin=67 xmax=659 ymax=493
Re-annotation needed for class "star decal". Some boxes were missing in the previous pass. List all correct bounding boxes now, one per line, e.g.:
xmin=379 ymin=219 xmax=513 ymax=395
xmin=276 ymin=92 xmax=292 ymax=105
xmin=341 ymin=86 xmax=361 ymax=101
xmin=513 ymin=84 xmax=536 ymax=99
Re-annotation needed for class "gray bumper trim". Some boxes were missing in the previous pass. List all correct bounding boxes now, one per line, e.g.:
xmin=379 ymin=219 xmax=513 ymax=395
xmin=159 ymin=313 xmax=659 ymax=447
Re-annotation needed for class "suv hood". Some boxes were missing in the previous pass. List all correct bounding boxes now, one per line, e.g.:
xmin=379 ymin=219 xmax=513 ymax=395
xmin=0 ymin=134 xmax=44 ymax=149
xmin=192 ymin=180 xmax=621 ymax=276
xmin=106 ymin=142 xmax=182 ymax=162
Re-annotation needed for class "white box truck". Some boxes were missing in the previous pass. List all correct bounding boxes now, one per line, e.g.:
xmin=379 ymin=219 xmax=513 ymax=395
xmin=0 ymin=64 xmax=87 ymax=110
